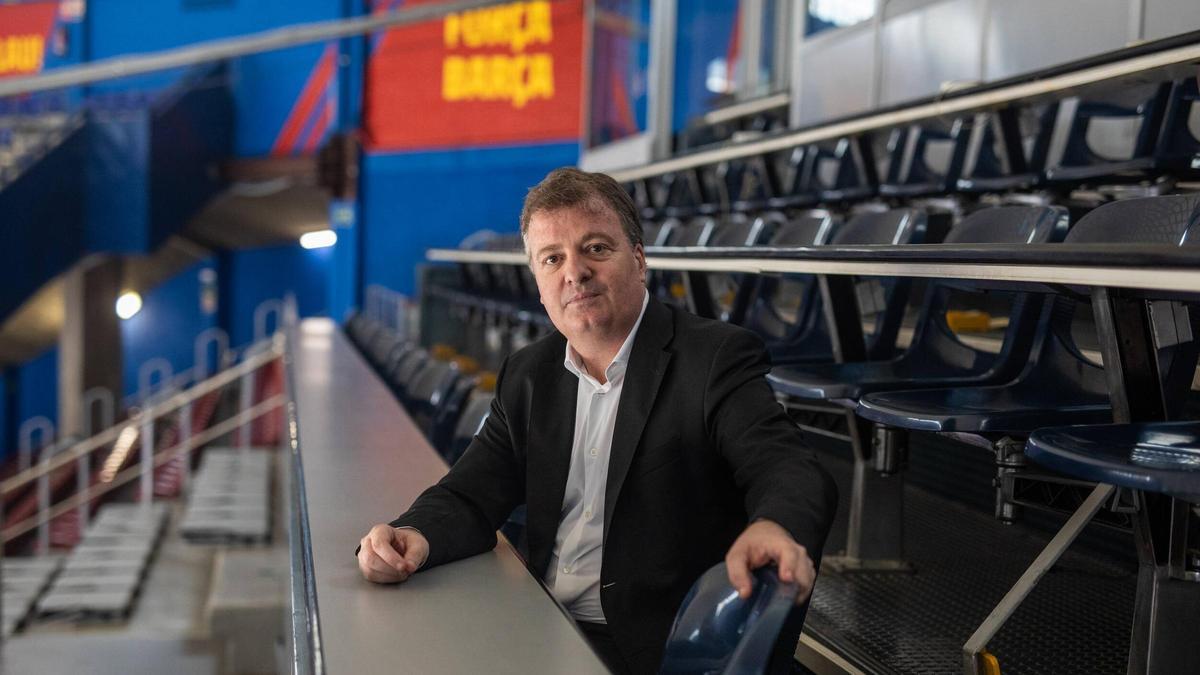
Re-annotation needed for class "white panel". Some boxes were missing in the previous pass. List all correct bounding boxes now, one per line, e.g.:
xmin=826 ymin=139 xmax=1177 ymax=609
xmin=797 ymin=27 xmax=875 ymax=126
xmin=985 ymin=0 xmax=1134 ymax=81
xmin=1143 ymin=0 xmax=1200 ymax=41
xmin=879 ymin=0 xmax=983 ymax=106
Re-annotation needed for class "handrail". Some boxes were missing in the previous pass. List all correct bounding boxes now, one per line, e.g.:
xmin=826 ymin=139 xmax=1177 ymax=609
xmin=607 ymin=38 xmax=1200 ymax=182
xmin=1 ymin=393 xmax=287 ymax=542
xmin=0 ymin=337 xmax=284 ymax=495
xmin=283 ymin=335 xmax=324 ymax=675
xmin=423 ymin=247 xmax=1200 ymax=293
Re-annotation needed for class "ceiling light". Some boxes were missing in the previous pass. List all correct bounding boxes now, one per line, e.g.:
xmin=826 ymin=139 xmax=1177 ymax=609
xmin=116 ymin=291 xmax=142 ymax=320
xmin=300 ymin=229 xmax=337 ymax=249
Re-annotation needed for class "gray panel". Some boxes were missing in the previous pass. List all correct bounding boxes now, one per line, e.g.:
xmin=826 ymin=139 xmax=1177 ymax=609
xmin=1143 ymin=0 xmax=1200 ymax=41
xmin=985 ymin=0 xmax=1134 ymax=81
xmin=880 ymin=0 xmax=984 ymax=106
xmin=798 ymin=26 xmax=876 ymax=126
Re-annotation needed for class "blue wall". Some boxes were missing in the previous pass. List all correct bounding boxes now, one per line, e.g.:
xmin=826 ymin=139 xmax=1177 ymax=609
xmin=121 ymin=260 xmax=218 ymax=398
xmin=17 ymin=347 xmax=58 ymax=431
xmin=361 ymin=141 xmax=579 ymax=295
xmin=86 ymin=0 xmax=348 ymax=157
xmin=227 ymin=244 xmax=331 ymax=346
xmin=119 ymin=245 xmax=331 ymax=397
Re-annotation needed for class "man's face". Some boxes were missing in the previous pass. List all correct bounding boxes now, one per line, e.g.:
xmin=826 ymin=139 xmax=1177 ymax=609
xmin=525 ymin=202 xmax=647 ymax=346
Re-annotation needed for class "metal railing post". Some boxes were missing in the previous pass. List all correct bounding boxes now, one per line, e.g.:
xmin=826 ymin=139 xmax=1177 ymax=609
xmin=36 ymin=440 xmax=54 ymax=553
xmin=194 ymin=327 xmax=230 ymax=381
xmin=138 ymin=357 xmax=174 ymax=407
xmin=239 ymin=367 xmax=254 ymax=448
xmin=179 ymin=400 xmax=193 ymax=492
xmin=254 ymin=298 xmax=283 ymax=343
xmin=140 ymin=414 xmax=154 ymax=504
xmin=17 ymin=417 xmax=54 ymax=473
xmin=79 ymin=387 xmax=114 ymax=533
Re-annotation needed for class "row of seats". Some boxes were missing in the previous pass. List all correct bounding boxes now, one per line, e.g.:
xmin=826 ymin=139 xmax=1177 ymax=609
xmin=628 ymin=76 xmax=1200 ymax=219
xmin=345 ymin=314 xmax=497 ymax=468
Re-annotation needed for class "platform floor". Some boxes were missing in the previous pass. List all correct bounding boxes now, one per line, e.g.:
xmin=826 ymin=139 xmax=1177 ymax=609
xmin=806 ymin=441 xmax=1135 ymax=675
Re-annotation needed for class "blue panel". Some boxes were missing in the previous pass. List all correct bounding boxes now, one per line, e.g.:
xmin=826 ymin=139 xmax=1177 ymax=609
xmin=233 ymin=44 xmax=334 ymax=156
xmin=148 ymin=65 xmax=234 ymax=248
xmin=328 ymin=199 xmax=358 ymax=323
xmin=227 ymin=244 xmax=331 ymax=346
xmin=121 ymin=260 xmax=219 ymax=397
xmin=673 ymin=0 xmax=739 ymax=132
xmin=0 ymin=126 xmax=87 ymax=322
xmin=85 ymin=113 xmax=150 ymax=253
xmin=87 ymin=0 xmax=347 ymax=158
xmin=88 ymin=0 xmax=344 ymax=58
xmin=17 ymin=347 xmax=58 ymax=430
xmin=360 ymin=142 xmax=579 ymax=296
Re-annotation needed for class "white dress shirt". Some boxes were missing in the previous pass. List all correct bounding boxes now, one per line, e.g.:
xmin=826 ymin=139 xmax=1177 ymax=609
xmin=545 ymin=289 xmax=649 ymax=623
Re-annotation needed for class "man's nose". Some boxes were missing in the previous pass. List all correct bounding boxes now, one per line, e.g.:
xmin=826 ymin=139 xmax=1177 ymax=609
xmin=563 ymin=255 xmax=592 ymax=285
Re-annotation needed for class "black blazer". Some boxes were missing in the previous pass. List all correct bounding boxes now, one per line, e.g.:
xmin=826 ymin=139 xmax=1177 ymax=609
xmin=392 ymin=297 xmax=837 ymax=673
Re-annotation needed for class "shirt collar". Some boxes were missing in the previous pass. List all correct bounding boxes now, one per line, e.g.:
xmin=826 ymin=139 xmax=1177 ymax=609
xmin=563 ymin=289 xmax=650 ymax=386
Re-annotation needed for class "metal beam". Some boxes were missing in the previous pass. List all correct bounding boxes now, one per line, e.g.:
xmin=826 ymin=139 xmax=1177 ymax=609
xmin=425 ymin=248 xmax=1200 ymax=294
xmin=0 ymin=0 xmax=512 ymax=97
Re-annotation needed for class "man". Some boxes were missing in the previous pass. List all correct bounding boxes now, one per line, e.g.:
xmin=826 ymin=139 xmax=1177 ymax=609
xmin=358 ymin=168 xmax=836 ymax=674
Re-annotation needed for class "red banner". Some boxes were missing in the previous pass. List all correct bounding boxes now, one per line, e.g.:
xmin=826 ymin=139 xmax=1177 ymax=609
xmin=364 ymin=0 xmax=584 ymax=151
xmin=0 ymin=2 xmax=58 ymax=79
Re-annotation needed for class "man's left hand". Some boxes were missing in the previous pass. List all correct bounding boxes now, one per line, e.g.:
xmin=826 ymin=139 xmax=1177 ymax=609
xmin=725 ymin=519 xmax=815 ymax=605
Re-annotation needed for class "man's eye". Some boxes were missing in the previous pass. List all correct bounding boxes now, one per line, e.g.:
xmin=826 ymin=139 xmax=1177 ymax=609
xmin=588 ymin=244 xmax=608 ymax=253
xmin=543 ymin=255 xmax=560 ymax=265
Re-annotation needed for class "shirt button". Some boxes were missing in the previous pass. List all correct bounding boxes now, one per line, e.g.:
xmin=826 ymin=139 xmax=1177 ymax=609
xmin=589 ymin=448 xmax=598 ymax=457
xmin=562 ymin=567 xmax=571 ymax=574
xmin=584 ymin=509 xmax=592 ymax=519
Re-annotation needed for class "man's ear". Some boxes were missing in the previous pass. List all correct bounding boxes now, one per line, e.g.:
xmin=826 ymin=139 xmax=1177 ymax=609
xmin=634 ymin=243 xmax=647 ymax=278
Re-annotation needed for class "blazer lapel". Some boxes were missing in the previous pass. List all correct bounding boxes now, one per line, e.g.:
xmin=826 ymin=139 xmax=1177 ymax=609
xmin=526 ymin=357 xmax=576 ymax=575
xmin=603 ymin=299 xmax=674 ymax=540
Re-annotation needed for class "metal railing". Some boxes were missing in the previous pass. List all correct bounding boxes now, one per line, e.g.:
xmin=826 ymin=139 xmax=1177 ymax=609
xmin=0 ymin=335 xmax=287 ymax=546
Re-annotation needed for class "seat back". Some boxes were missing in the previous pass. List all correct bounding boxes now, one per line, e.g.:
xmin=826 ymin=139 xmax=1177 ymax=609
xmin=702 ymin=214 xmax=776 ymax=320
xmin=1154 ymin=77 xmax=1200 ymax=173
xmin=880 ymin=118 xmax=971 ymax=197
xmin=737 ymin=211 xmax=836 ymax=337
xmin=800 ymin=135 xmax=877 ymax=202
xmin=659 ymin=563 xmax=799 ymax=675
xmin=830 ymin=208 xmax=928 ymax=360
xmin=1017 ymin=194 xmax=1200 ymax=413
xmin=657 ymin=216 xmax=719 ymax=310
xmin=447 ymin=391 xmax=494 ymax=465
xmin=957 ymin=108 xmax=1048 ymax=192
xmin=894 ymin=205 xmax=1070 ymax=382
xmin=1044 ymin=83 xmax=1172 ymax=183
xmin=1065 ymin=193 xmax=1200 ymax=245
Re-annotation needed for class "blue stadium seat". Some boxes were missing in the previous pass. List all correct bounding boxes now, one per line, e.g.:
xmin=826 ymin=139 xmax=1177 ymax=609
xmin=1154 ymin=76 xmax=1200 ymax=174
xmin=1043 ymin=82 xmax=1172 ymax=184
xmin=659 ymin=563 xmax=799 ymax=675
xmin=695 ymin=212 xmax=777 ymax=321
xmin=858 ymin=192 xmax=1200 ymax=435
xmin=1026 ymin=421 xmax=1200 ymax=502
xmin=737 ymin=211 xmax=837 ymax=341
xmin=768 ymin=205 xmax=1068 ymax=401
xmin=446 ymin=389 xmax=493 ymax=466
xmin=767 ymin=207 xmax=928 ymax=366
xmin=799 ymin=135 xmax=877 ymax=203
xmin=956 ymin=107 xmax=1053 ymax=192
xmin=1022 ymin=426 xmax=1200 ymax=673
xmin=765 ymin=146 xmax=819 ymax=210
xmin=879 ymin=118 xmax=972 ymax=198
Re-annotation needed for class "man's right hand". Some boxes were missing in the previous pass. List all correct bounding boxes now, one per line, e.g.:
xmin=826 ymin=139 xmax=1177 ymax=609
xmin=357 ymin=524 xmax=430 ymax=584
